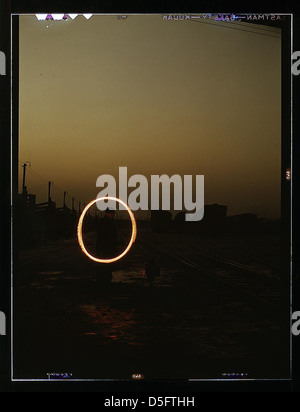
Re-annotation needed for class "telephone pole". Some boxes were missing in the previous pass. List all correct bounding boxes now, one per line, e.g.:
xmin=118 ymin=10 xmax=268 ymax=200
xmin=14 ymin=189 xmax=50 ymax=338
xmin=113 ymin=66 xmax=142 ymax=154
xmin=63 ymin=191 xmax=67 ymax=208
xmin=48 ymin=181 xmax=52 ymax=204
xmin=22 ymin=161 xmax=31 ymax=195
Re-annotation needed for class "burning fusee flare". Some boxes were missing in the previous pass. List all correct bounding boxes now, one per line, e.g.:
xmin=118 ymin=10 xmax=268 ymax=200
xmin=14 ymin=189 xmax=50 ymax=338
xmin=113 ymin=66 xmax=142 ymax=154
xmin=77 ymin=197 xmax=137 ymax=264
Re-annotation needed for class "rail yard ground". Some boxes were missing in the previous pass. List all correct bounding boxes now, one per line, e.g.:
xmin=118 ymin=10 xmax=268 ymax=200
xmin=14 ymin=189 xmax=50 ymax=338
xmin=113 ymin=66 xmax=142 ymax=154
xmin=13 ymin=224 xmax=290 ymax=380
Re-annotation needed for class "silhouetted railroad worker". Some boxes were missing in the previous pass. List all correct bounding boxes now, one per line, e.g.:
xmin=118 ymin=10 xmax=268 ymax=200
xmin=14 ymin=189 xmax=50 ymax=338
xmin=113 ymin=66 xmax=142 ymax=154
xmin=145 ymin=258 xmax=160 ymax=286
xmin=96 ymin=208 xmax=118 ymax=286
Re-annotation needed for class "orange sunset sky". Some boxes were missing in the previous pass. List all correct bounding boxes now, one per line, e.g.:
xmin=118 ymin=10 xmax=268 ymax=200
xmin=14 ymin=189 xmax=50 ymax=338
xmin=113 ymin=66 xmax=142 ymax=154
xmin=19 ymin=15 xmax=281 ymax=218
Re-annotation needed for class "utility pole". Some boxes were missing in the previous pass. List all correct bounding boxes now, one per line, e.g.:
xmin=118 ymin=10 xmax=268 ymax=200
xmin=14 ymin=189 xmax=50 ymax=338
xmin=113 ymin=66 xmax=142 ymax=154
xmin=22 ymin=161 xmax=31 ymax=195
xmin=48 ymin=181 xmax=52 ymax=204
xmin=63 ymin=191 xmax=67 ymax=208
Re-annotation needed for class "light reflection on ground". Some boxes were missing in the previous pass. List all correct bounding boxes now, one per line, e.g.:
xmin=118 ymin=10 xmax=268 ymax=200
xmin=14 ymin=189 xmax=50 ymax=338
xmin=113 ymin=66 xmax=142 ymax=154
xmin=80 ymin=303 xmax=140 ymax=345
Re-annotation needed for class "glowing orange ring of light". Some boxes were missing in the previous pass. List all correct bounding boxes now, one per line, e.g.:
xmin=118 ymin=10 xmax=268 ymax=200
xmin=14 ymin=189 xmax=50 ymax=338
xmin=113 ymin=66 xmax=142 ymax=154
xmin=77 ymin=196 xmax=137 ymax=264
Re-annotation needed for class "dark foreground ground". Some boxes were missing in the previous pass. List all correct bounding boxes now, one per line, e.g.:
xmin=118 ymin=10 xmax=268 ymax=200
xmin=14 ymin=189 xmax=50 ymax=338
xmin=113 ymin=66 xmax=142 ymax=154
xmin=13 ymin=225 xmax=290 ymax=381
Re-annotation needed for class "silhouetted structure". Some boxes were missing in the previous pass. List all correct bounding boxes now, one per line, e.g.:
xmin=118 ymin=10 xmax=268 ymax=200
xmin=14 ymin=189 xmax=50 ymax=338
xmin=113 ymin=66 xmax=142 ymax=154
xmin=174 ymin=211 xmax=191 ymax=234
xmin=226 ymin=213 xmax=258 ymax=234
xmin=174 ymin=204 xmax=227 ymax=235
xmin=151 ymin=210 xmax=172 ymax=233
xmin=199 ymin=204 xmax=228 ymax=235
xmin=256 ymin=218 xmax=280 ymax=235
xmin=15 ymin=188 xmax=91 ymax=248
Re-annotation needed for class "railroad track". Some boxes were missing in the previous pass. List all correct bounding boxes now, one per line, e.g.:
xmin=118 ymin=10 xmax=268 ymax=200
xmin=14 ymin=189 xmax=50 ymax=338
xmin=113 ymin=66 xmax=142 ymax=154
xmin=16 ymin=240 xmax=79 ymax=268
xmin=143 ymin=240 xmax=281 ymax=311
xmin=188 ymin=242 xmax=281 ymax=280
xmin=16 ymin=234 xmax=282 ymax=311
